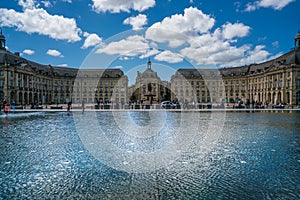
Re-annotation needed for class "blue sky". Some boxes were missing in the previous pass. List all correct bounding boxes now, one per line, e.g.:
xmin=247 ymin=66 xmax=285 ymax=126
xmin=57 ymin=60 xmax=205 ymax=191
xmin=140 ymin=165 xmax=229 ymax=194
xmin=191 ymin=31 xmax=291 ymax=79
xmin=0 ymin=0 xmax=299 ymax=84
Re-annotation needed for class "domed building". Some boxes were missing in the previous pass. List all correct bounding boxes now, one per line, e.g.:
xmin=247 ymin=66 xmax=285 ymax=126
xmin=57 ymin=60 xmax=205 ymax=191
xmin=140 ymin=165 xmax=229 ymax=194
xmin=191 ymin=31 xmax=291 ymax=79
xmin=1 ymin=29 xmax=300 ymax=108
xmin=128 ymin=58 xmax=171 ymax=104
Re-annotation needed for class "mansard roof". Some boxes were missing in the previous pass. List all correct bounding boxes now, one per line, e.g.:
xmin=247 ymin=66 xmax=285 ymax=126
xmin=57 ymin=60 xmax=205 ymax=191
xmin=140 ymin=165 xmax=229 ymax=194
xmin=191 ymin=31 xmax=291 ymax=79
xmin=76 ymin=68 xmax=124 ymax=78
xmin=51 ymin=66 xmax=78 ymax=77
xmin=173 ymin=67 xmax=248 ymax=79
xmin=219 ymin=66 xmax=249 ymax=77
xmin=138 ymin=68 xmax=159 ymax=79
xmin=174 ymin=47 xmax=300 ymax=79
xmin=174 ymin=68 xmax=203 ymax=79
xmin=0 ymin=49 xmax=27 ymax=65
xmin=0 ymin=49 xmax=125 ymax=78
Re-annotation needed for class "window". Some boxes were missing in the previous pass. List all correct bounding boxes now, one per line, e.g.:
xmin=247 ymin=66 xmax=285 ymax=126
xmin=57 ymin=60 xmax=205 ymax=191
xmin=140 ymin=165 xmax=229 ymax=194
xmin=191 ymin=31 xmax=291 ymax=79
xmin=297 ymin=80 xmax=300 ymax=88
xmin=0 ymin=71 xmax=4 ymax=76
xmin=279 ymin=80 xmax=283 ymax=88
xmin=297 ymin=92 xmax=300 ymax=104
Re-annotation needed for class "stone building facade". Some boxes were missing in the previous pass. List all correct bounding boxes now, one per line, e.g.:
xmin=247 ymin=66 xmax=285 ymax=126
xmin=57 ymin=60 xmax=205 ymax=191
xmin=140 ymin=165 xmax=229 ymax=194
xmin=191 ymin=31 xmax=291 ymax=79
xmin=72 ymin=69 xmax=128 ymax=105
xmin=0 ymin=30 xmax=128 ymax=105
xmin=128 ymin=59 xmax=171 ymax=103
xmin=170 ymin=32 xmax=300 ymax=106
xmin=1 ymin=29 xmax=300 ymax=107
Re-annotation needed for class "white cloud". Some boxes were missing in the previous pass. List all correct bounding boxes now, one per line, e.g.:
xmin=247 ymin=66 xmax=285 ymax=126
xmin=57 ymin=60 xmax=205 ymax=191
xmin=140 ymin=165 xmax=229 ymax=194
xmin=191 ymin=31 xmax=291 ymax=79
xmin=180 ymin=39 xmax=243 ymax=66
xmin=180 ymin=29 xmax=271 ymax=67
xmin=23 ymin=49 xmax=35 ymax=55
xmin=144 ymin=7 xmax=270 ymax=67
xmin=81 ymin=33 xmax=103 ymax=49
xmin=146 ymin=7 xmax=215 ymax=47
xmin=267 ymin=52 xmax=283 ymax=61
xmin=92 ymin=0 xmax=155 ymax=13
xmin=221 ymin=22 xmax=250 ymax=40
xmin=139 ymin=48 xmax=160 ymax=59
xmin=47 ymin=49 xmax=63 ymax=57
xmin=18 ymin=0 xmax=37 ymax=10
xmin=241 ymin=45 xmax=270 ymax=64
xmin=0 ymin=7 xmax=81 ymax=42
xmin=244 ymin=3 xmax=257 ymax=12
xmin=123 ymin=14 xmax=148 ymax=30
xmin=42 ymin=1 xmax=51 ymax=8
xmin=57 ymin=63 xmax=68 ymax=67
xmin=119 ymin=56 xmax=130 ymax=61
xmin=94 ymin=7 xmax=272 ymax=66
xmin=62 ymin=0 xmax=72 ymax=3
xmin=154 ymin=50 xmax=184 ymax=63
xmin=245 ymin=0 xmax=294 ymax=11
xmin=96 ymin=35 xmax=149 ymax=57
xmin=272 ymin=41 xmax=279 ymax=48
xmin=114 ymin=65 xmax=123 ymax=69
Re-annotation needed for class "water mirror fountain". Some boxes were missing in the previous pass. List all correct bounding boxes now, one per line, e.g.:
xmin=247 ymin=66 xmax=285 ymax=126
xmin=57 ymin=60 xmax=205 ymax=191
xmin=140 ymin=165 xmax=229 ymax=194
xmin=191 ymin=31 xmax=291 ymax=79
xmin=1 ymin=111 xmax=300 ymax=199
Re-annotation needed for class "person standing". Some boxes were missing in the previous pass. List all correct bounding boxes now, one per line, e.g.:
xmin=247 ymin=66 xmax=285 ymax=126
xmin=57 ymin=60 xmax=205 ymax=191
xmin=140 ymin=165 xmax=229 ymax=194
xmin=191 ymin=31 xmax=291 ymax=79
xmin=4 ymin=103 xmax=9 ymax=115
xmin=81 ymin=100 xmax=85 ymax=113
xmin=11 ymin=101 xmax=16 ymax=112
xmin=67 ymin=101 xmax=72 ymax=114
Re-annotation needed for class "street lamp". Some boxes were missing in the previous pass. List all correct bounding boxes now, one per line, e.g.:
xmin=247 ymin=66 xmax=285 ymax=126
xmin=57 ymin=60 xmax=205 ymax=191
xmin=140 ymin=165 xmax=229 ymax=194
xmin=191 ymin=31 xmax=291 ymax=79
xmin=5 ymin=59 xmax=9 ymax=103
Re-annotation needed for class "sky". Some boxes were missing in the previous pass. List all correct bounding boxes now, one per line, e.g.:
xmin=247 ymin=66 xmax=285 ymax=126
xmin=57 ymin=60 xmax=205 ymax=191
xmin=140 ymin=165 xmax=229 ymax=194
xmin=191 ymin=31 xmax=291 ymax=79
xmin=0 ymin=0 xmax=299 ymax=84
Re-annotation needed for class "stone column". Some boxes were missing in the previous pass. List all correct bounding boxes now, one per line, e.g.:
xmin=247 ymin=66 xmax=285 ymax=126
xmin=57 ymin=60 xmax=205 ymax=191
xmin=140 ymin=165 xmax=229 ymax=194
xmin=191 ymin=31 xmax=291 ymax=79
xmin=271 ymin=91 xmax=274 ymax=105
